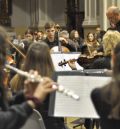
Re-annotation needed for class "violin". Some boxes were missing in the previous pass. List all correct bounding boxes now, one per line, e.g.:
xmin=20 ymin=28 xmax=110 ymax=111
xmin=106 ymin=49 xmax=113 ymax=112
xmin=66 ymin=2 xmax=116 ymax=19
xmin=58 ymin=58 xmax=77 ymax=66
xmin=58 ymin=53 xmax=104 ymax=67
xmin=77 ymin=53 xmax=104 ymax=68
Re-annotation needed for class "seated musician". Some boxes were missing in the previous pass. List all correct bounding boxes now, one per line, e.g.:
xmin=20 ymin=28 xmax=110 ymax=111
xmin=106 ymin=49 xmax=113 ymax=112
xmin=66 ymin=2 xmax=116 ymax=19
xmin=90 ymin=30 xmax=120 ymax=69
xmin=36 ymin=30 xmax=44 ymax=41
xmin=91 ymin=42 xmax=120 ymax=129
xmin=10 ymin=41 xmax=66 ymax=129
xmin=24 ymin=29 xmax=34 ymax=43
xmin=0 ymin=26 xmax=57 ymax=129
xmin=44 ymin=22 xmax=58 ymax=49
xmin=69 ymin=30 xmax=84 ymax=52
xmin=59 ymin=30 xmax=79 ymax=52
xmin=83 ymin=32 xmax=100 ymax=56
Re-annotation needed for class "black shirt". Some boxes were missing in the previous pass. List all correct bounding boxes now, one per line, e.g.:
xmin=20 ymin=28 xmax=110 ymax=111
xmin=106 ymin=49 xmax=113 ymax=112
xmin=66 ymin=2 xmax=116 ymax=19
xmin=90 ymin=56 xmax=111 ymax=69
xmin=44 ymin=38 xmax=58 ymax=49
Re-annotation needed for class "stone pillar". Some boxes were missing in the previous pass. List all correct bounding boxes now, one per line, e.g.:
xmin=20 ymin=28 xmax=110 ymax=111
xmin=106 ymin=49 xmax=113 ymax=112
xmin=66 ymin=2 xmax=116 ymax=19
xmin=99 ymin=0 xmax=108 ymax=31
xmin=117 ymin=0 xmax=120 ymax=7
xmin=111 ymin=0 xmax=117 ymax=5
xmin=82 ymin=0 xmax=99 ymax=37
xmin=38 ymin=0 xmax=66 ymax=28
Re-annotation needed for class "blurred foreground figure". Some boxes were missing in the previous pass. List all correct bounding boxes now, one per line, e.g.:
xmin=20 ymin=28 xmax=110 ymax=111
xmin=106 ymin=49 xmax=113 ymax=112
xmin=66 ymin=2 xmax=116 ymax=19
xmin=0 ymin=26 xmax=57 ymax=129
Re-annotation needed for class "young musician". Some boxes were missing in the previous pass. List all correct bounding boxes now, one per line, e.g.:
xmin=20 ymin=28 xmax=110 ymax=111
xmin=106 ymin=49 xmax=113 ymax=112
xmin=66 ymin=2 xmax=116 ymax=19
xmin=10 ymin=41 xmax=66 ymax=129
xmin=0 ymin=26 xmax=57 ymax=129
xmin=91 ymin=42 xmax=120 ymax=129
xmin=44 ymin=22 xmax=58 ymax=49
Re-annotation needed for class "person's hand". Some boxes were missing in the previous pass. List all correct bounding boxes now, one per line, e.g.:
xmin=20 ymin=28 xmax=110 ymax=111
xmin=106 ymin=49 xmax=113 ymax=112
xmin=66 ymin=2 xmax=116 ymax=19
xmin=59 ymin=37 xmax=68 ymax=44
xmin=24 ymin=70 xmax=41 ymax=96
xmin=33 ymin=77 xmax=57 ymax=102
xmin=68 ymin=59 xmax=77 ymax=70
xmin=92 ymin=50 xmax=98 ymax=56
xmin=24 ymin=70 xmax=57 ymax=102
xmin=24 ymin=70 xmax=57 ymax=108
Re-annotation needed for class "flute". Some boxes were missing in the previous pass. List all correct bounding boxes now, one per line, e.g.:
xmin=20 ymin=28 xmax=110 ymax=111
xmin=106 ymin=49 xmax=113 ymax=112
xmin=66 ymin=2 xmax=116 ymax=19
xmin=5 ymin=64 xmax=80 ymax=100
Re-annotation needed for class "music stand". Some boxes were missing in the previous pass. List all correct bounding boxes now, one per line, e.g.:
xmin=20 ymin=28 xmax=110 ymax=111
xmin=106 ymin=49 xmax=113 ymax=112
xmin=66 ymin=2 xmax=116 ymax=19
xmin=49 ymin=70 xmax=111 ymax=118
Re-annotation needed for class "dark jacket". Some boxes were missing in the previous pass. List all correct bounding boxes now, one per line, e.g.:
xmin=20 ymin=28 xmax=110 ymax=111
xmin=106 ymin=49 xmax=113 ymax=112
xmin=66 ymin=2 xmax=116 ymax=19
xmin=0 ymin=90 xmax=33 ymax=129
xmin=91 ymin=87 xmax=120 ymax=129
xmin=115 ymin=21 xmax=120 ymax=32
xmin=90 ymin=56 xmax=111 ymax=69
xmin=108 ymin=21 xmax=120 ymax=32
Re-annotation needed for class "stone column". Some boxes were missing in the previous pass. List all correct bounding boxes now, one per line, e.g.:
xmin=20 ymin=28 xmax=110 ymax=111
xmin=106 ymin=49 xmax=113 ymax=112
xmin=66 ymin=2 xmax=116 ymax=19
xmin=117 ymin=0 xmax=120 ymax=6
xmin=82 ymin=0 xmax=99 ymax=37
xmin=38 ymin=0 xmax=66 ymax=28
xmin=111 ymin=0 xmax=117 ymax=5
xmin=99 ymin=0 xmax=108 ymax=31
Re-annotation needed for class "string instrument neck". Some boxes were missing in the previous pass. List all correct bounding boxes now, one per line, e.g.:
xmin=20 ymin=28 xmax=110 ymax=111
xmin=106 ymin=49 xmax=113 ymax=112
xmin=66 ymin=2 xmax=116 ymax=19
xmin=58 ymin=58 xmax=77 ymax=66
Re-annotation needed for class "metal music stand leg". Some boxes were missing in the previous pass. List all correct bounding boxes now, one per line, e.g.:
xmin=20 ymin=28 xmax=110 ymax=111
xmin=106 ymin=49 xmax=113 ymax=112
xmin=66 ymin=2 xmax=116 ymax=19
xmin=70 ymin=118 xmax=85 ymax=129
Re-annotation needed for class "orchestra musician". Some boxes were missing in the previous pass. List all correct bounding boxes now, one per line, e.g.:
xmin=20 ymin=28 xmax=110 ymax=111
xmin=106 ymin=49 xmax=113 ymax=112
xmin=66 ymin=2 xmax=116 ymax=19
xmin=10 ymin=41 xmax=66 ymax=129
xmin=44 ymin=22 xmax=70 ymax=53
xmin=106 ymin=6 xmax=120 ymax=32
xmin=0 ymin=26 xmax=57 ymax=129
xmin=59 ymin=30 xmax=79 ymax=52
xmin=90 ymin=30 xmax=120 ymax=69
xmin=83 ymin=32 xmax=100 ymax=56
xmin=44 ymin=22 xmax=58 ymax=49
xmin=91 ymin=42 xmax=120 ymax=129
xmin=69 ymin=30 xmax=84 ymax=52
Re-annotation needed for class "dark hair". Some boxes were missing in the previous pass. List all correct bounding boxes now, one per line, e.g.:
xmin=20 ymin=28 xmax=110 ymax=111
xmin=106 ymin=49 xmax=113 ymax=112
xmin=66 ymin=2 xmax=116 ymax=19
xmin=25 ymin=30 xmax=34 ymax=36
xmin=70 ymin=30 xmax=79 ymax=40
xmin=37 ymin=30 xmax=44 ymax=34
xmin=15 ymin=41 xmax=54 ymax=91
xmin=44 ymin=22 xmax=55 ymax=30
xmin=86 ymin=32 xmax=96 ymax=42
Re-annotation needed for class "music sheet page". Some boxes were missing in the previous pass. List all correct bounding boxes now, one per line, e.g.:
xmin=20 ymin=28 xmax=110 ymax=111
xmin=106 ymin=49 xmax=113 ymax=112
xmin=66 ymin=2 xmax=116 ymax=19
xmin=53 ymin=76 xmax=111 ymax=118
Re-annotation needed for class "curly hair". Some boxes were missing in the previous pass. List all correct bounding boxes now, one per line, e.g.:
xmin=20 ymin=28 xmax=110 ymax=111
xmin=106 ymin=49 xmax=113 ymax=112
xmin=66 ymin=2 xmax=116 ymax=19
xmin=103 ymin=30 xmax=120 ymax=56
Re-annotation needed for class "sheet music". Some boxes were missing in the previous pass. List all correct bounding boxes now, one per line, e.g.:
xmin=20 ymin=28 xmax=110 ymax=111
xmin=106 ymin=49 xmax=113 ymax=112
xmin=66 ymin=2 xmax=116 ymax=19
xmin=52 ymin=76 xmax=111 ymax=118
xmin=51 ymin=53 xmax=83 ymax=71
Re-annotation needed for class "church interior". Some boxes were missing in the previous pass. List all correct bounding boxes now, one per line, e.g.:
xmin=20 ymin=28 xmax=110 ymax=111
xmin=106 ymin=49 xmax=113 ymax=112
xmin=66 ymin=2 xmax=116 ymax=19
xmin=0 ymin=0 xmax=120 ymax=129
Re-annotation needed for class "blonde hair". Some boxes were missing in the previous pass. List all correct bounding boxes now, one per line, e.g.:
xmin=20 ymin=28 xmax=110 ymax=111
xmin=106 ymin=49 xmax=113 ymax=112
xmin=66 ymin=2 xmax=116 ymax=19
xmin=103 ymin=30 xmax=120 ymax=56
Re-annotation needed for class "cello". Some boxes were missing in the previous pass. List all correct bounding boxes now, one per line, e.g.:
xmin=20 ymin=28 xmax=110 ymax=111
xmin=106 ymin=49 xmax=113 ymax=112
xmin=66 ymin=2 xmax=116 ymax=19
xmin=50 ymin=46 xmax=70 ymax=53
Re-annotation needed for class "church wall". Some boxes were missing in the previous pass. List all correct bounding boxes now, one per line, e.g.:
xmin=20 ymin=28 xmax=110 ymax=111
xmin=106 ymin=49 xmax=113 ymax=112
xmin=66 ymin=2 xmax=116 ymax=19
xmin=11 ymin=0 xmax=66 ymax=34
